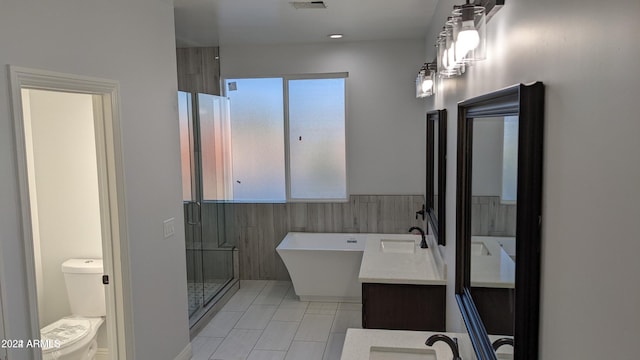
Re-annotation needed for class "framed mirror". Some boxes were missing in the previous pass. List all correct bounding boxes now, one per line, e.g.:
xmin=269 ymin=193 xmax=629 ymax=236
xmin=455 ymin=83 xmax=544 ymax=360
xmin=426 ymin=109 xmax=447 ymax=245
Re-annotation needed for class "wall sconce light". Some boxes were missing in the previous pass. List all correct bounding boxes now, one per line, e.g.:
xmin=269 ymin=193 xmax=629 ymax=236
xmin=452 ymin=1 xmax=487 ymax=63
xmin=417 ymin=0 xmax=503 ymax=86
xmin=416 ymin=62 xmax=437 ymax=98
xmin=437 ymin=26 xmax=463 ymax=78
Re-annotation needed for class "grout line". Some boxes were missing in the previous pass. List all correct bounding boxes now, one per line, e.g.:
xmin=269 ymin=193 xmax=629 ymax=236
xmin=212 ymin=281 xmax=347 ymax=360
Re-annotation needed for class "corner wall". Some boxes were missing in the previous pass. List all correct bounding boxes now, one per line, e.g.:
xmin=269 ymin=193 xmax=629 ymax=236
xmin=0 ymin=1 xmax=190 ymax=359
xmin=423 ymin=0 xmax=640 ymax=358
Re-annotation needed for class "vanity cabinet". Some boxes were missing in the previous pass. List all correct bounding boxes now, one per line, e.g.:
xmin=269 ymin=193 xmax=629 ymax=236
xmin=361 ymin=282 xmax=445 ymax=331
xmin=470 ymin=287 xmax=515 ymax=336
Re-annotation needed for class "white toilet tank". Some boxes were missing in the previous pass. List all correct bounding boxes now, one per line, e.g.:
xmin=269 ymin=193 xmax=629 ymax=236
xmin=62 ymin=259 xmax=106 ymax=317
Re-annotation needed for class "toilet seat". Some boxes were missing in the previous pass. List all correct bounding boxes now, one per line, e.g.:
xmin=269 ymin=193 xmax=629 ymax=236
xmin=41 ymin=318 xmax=91 ymax=351
xmin=41 ymin=317 xmax=103 ymax=360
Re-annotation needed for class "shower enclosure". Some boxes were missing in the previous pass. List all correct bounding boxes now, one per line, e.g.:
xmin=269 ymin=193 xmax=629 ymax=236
xmin=178 ymin=91 xmax=237 ymax=326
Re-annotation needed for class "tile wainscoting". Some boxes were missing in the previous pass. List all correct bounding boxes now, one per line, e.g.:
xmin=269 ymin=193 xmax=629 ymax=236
xmin=206 ymin=195 xmax=425 ymax=280
xmin=471 ymin=196 xmax=517 ymax=237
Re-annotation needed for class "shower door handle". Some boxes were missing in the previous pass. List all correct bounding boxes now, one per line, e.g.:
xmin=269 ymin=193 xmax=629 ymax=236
xmin=187 ymin=201 xmax=201 ymax=225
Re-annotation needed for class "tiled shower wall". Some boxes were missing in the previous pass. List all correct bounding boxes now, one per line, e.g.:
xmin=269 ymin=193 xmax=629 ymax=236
xmin=212 ymin=195 xmax=425 ymax=280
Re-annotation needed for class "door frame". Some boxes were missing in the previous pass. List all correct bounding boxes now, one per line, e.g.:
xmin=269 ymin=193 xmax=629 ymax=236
xmin=7 ymin=66 xmax=132 ymax=359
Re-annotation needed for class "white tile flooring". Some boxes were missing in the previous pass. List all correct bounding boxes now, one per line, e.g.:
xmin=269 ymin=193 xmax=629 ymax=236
xmin=191 ymin=280 xmax=362 ymax=360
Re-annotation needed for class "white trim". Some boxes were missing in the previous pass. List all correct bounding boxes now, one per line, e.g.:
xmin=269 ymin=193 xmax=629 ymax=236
xmin=174 ymin=343 xmax=193 ymax=360
xmin=286 ymin=76 xmax=348 ymax=202
xmin=95 ymin=348 xmax=110 ymax=360
xmin=7 ymin=66 xmax=133 ymax=360
xmin=222 ymin=72 xmax=349 ymax=82
xmin=0 ymin=285 xmax=6 ymax=360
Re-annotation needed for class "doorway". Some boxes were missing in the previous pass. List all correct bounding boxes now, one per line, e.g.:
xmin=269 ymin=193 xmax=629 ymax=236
xmin=9 ymin=67 xmax=129 ymax=360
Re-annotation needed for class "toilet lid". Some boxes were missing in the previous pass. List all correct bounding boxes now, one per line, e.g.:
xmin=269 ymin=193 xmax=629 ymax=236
xmin=41 ymin=318 xmax=91 ymax=351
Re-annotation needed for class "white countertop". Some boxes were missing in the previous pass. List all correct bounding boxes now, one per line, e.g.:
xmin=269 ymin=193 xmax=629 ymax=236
xmin=470 ymin=236 xmax=515 ymax=288
xmin=358 ymin=234 xmax=446 ymax=285
xmin=341 ymin=328 xmax=476 ymax=360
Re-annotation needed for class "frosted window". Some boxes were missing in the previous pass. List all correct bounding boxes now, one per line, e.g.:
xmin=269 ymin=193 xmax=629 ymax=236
xmin=501 ymin=116 xmax=519 ymax=202
xmin=199 ymin=94 xmax=233 ymax=200
xmin=225 ymin=78 xmax=286 ymax=202
xmin=178 ymin=91 xmax=193 ymax=201
xmin=288 ymin=78 xmax=346 ymax=200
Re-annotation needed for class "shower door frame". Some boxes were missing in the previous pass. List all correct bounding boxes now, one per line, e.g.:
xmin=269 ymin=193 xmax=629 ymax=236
xmin=180 ymin=91 xmax=236 ymax=326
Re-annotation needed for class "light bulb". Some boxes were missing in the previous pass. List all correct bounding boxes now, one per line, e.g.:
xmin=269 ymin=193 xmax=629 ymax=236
xmin=455 ymin=41 xmax=469 ymax=62
xmin=421 ymin=78 xmax=433 ymax=92
xmin=442 ymin=49 xmax=448 ymax=69
xmin=457 ymin=20 xmax=479 ymax=54
xmin=447 ymin=44 xmax=456 ymax=69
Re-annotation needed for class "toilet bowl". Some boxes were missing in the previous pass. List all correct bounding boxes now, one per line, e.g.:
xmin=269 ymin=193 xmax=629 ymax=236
xmin=40 ymin=259 xmax=106 ymax=360
xmin=41 ymin=317 xmax=104 ymax=360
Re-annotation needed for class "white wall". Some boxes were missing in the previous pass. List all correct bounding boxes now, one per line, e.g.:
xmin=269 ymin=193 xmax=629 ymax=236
xmin=424 ymin=0 xmax=640 ymax=358
xmin=0 ymin=1 xmax=190 ymax=359
xmin=220 ymin=39 xmax=427 ymax=195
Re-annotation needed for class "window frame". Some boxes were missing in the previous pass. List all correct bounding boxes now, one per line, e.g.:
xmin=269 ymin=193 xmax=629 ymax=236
xmin=222 ymin=72 xmax=349 ymax=203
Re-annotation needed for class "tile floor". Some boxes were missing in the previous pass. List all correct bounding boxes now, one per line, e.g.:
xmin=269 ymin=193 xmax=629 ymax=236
xmin=191 ymin=280 xmax=362 ymax=360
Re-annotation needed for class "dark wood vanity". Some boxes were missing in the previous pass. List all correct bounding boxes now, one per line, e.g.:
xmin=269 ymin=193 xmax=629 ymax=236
xmin=361 ymin=282 xmax=446 ymax=331
xmin=469 ymin=287 xmax=514 ymax=335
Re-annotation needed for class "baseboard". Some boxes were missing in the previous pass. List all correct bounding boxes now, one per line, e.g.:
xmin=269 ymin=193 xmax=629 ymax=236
xmin=94 ymin=344 xmax=192 ymax=360
xmin=299 ymin=295 xmax=361 ymax=303
xmin=95 ymin=348 xmax=109 ymax=360
xmin=174 ymin=343 xmax=192 ymax=360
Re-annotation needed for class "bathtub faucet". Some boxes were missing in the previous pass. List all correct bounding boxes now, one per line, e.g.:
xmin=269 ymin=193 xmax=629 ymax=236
xmin=408 ymin=226 xmax=427 ymax=249
xmin=425 ymin=334 xmax=461 ymax=360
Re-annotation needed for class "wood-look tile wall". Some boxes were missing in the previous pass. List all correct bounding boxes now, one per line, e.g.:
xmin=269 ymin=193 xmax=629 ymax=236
xmin=471 ymin=196 xmax=517 ymax=237
xmin=203 ymin=195 xmax=425 ymax=280
xmin=176 ymin=47 xmax=220 ymax=95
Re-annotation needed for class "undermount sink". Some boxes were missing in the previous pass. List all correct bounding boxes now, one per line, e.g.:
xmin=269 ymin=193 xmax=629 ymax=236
xmin=471 ymin=242 xmax=491 ymax=256
xmin=379 ymin=239 xmax=416 ymax=254
xmin=369 ymin=346 xmax=437 ymax=360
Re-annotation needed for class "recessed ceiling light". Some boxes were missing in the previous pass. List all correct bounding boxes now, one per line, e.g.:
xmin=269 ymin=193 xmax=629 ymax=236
xmin=328 ymin=34 xmax=343 ymax=39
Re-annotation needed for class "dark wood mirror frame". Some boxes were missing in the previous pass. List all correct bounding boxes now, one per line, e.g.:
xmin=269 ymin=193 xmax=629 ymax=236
xmin=426 ymin=109 xmax=447 ymax=246
xmin=455 ymin=83 xmax=544 ymax=360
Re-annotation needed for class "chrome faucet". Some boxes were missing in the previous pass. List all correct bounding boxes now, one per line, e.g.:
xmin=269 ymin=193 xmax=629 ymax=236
xmin=425 ymin=334 xmax=461 ymax=360
xmin=408 ymin=226 xmax=427 ymax=248
xmin=492 ymin=337 xmax=514 ymax=351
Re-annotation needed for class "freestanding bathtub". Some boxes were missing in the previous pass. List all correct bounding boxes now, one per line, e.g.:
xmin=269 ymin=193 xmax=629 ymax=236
xmin=276 ymin=232 xmax=366 ymax=302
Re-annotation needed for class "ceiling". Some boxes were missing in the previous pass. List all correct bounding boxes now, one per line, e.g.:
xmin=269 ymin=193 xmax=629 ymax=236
xmin=174 ymin=0 xmax=439 ymax=47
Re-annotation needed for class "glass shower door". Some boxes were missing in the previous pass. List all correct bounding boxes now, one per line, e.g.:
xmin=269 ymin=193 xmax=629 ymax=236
xmin=178 ymin=91 xmax=204 ymax=318
xmin=198 ymin=93 xmax=235 ymax=307
xmin=179 ymin=91 xmax=235 ymax=324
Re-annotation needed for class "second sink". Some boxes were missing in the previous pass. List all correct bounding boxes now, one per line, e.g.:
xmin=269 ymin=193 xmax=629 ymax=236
xmin=471 ymin=241 xmax=491 ymax=256
xmin=379 ymin=239 xmax=416 ymax=254
xmin=369 ymin=346 xmax=437 ymax=360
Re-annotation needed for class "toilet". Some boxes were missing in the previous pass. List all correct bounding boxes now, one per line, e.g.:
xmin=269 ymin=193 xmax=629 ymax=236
xmin=41 ymin=259 xmax=106 ymax=360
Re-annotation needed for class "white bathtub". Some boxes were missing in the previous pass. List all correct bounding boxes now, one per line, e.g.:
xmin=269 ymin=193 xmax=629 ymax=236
xmin=276 ymin=232 xmax=366 ymax=302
